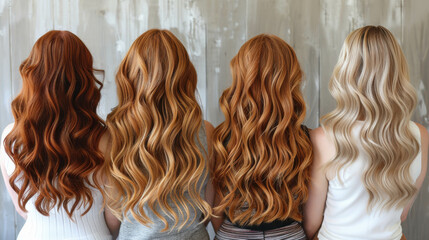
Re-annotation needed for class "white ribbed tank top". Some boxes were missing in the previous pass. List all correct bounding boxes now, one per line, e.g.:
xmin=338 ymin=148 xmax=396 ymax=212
xmin=1 ymin=124 xmax=112 ymax=240
xmin=318 ymin=121 xmax=422 ymax=240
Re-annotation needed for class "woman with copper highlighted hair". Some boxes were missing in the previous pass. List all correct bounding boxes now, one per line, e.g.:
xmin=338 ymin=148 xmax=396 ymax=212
xmin=211 ymin=34 xmax=312 ymax=239
xmin=303 ymin=26 xmax=428 ymax=240
xmin=103 ymin=29 xmax=213 ymax=239
xmin=0 ymin=31 xmax=111 ymax=239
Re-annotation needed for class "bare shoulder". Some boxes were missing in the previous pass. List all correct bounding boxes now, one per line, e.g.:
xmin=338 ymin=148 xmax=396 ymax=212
xmin=98 ymin=130 xmax=112 ymax=156
xmin=204 ymin=120 xmax=215 ymax=132
xmin=415 ymin=122 xmax=429 ymax=146
xmin=310 ymin=127 xmax=333 ymax=151
xmin=414 ymin=122 xmax=428 ymax=172
xmin=1 ymin=123 xmax=15 ymax=140
xmin=310 ymin=127 xmax=328 ymax=142
xmin=310 ymin=126 xmax=335 ymax=165
xmin=204 ymin=120 xmax=215 ymax=138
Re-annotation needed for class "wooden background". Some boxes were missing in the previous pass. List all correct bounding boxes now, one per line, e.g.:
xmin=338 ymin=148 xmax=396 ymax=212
xmin=0 ymin=0 xmax=428 ymax=239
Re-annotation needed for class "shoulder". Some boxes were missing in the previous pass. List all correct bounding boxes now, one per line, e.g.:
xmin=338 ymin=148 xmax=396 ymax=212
xmin=204 ymin=120 xmax=215 ymax=138
xmin=1 ymin=123 xmax=15 ymax=176
xmin=310 ymin=127 xmax=333 ymax=152
xmin=1 ymin=123 xmax=15 ymax=151
xmin=1 ymin=123 xmax=15 ymax=141
xmin=310 ymin=126 xmax=335 ymax=165
xmin=98 ymin=130 xmax=112 ymax=157
xmin=414 ymin=122 xmax=429 ymax=146
xmin=414 ymin=122 xmax=428 ymax=169
xmin=309 ymin=127 xmax=327 ymax=142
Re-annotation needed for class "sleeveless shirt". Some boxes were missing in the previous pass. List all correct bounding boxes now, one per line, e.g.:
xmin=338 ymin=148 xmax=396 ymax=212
xmin=318 ymin=121 xmax=422 ymax=240
xmin=117 ymin=123 xmax=210 ymax=240
xmin=0 ymin=123 xmax=112 ymax=240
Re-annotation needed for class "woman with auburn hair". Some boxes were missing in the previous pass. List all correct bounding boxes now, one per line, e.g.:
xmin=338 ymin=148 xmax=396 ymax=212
xmin=211 ymin=34 xmax=311 ymax=239
xmin=303 ymin=26 xmax=428 ymax=240
xmin=103 ymin=29 xmax=213 ymax=240
xmin=0 ymin=31 xmax=111 ymax=239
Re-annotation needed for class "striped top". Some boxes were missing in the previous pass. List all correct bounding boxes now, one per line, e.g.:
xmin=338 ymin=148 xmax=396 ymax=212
xmin=1 ymin=123 xmax=112 ymax=240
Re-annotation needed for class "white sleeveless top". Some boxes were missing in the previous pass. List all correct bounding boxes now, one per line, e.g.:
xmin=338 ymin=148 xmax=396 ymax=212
xmin=1 ymin=124 xmax=112 ymax=240
xmin=318 ymin=121 xmax=422 ymax=240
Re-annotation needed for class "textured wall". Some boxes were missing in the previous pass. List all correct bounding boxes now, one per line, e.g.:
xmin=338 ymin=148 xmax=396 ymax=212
xmin=0 ymin=0 xmax=428 ymax=239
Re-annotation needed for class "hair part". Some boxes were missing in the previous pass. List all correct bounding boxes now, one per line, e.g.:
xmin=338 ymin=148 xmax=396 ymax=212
xmin=4 ymin=30 xmax=106 ymax=218
xmin=105 ymin=29 xmax=211 ymax=231
xmin=212 ymin=34 xmax=313 ymax=225
xmin=322 ymin=25 xmax=419 ymax=210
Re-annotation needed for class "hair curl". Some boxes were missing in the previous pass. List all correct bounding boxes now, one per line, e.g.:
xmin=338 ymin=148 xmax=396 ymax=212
xmin=105 ymin=29 xmax=211 ymax=231
xmin=212 ymin=34 xmax=313 ymax=225
xmin=322 ymin=25 xmax=419 ymax=210
xmin=4 ymin=30 xmax=106 ymax=218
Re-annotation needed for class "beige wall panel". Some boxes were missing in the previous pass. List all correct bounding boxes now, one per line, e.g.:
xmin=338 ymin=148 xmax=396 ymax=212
xmin=205 ymin=0 xmax=247 ymax=126
xmin=401 ymin=0 xmax=429 ymax=238
xmin=0 ymin=1 xmax=16 ymax=239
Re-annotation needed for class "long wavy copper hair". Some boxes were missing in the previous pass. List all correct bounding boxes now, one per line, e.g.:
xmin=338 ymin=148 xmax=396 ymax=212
xmin=212 ymin=34 xmax=313 ymax=225
xmin=4 ymin=30 xmax=105 ymax=218
xmin=105 ymin=29 xmax=211 ymax=230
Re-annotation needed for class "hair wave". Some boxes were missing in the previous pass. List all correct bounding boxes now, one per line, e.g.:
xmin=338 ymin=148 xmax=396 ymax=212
xmin=322 ymin=25 xmax=419 ymax=210
xmin=4 ymin=30 xmax=106 ymax=218
xmin=211 ymin=34 xmax=313 ymax=225
xmin=105 ymin=29 xmax=211 ymax=230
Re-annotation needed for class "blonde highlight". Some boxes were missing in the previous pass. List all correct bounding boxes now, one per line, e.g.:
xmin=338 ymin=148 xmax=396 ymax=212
xmin=212 ymin=34 xmax=313 ymax=225
xmin=105 ymin=29 xmax=211 ymax=230
xmin=322 ymin=26 xmax=419 ymax=210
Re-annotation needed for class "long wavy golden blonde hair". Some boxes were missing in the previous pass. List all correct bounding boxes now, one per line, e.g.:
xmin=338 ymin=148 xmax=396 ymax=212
xmin=105 ymin=29 xmax=211 ymax=230
xmin=4 ymin=30 xmax=105 ymax=218
xmin=212 ymin=34 xmax=313 ymax=225
xmin=322 ymin=26 xmax=419 ymax=210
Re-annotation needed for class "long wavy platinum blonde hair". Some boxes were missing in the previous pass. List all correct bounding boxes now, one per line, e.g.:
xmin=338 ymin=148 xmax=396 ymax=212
xmin=212 ymin=34 xmax=313 ymax=225
xmin=322 ymin=25 xmax=419 ymax=210
xmin=105 ymin=29 xmax=211 ymax=230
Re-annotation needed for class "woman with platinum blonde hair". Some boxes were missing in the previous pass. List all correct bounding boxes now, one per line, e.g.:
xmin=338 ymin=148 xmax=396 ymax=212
xmin=103 ymin=29 xmax=213 ymax=240
xmin=211 ymin=34 xmax=311 ymax=239
xmin=303 ymin=25 xmax=428 ymax=240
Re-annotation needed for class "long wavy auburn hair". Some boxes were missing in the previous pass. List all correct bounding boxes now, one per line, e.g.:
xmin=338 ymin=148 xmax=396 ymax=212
xmin=322 ymin=26 xmax=419 ymax=210
xmin=4 ymin=30 xmax=106 ymax=218
xmin=211 ymin=34 xmax=313 ymax=225
xmin=105 ymin=29 xmax=211 ymax=230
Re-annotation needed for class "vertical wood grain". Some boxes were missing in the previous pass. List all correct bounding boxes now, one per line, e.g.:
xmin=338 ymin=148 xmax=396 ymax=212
xmin=9 ymin=0 xmax=54 ymax=96
xmin=74 ymin=0 xmax=121 ymax=119
xmin=401 ymin=0 xmax=429 ymax=238
xmin=205 ymin=0 xmax=247 ymax=126
xmin=0 ymin=0 xmax=15 ymax=238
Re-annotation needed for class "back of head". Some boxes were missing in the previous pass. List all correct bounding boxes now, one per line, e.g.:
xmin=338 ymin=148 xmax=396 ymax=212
xmin=106 ymin=29 xmax=211 ymax=230
xmin=212 ymin=34 xmax=312 ymax=225
xmin=322 ymin=25 xmax=419 ymax=210
xmin=4 ymin=30 xmax=105 ymax=218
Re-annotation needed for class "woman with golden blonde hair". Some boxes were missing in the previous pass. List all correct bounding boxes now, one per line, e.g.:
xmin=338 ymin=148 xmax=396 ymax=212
xmin=104 ymin=29 xmax=213 ymax=239
xmin=0 ymin=30 xmax=111 ymax=239
xmin=211 ymin=34 xmax=312 ymax=239
xmin=303 ymin=26 xmax=428 ymax=240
